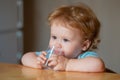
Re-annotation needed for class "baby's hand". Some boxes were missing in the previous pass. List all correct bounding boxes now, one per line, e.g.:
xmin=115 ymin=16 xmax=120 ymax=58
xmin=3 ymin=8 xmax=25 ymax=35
xmin=48 ymin=54 xmax=69 ymax=71
xmin=37 ymin=51 xmax=47 ymax=68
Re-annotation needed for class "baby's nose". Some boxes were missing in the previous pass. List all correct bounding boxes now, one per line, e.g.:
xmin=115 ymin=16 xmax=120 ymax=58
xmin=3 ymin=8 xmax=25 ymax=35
xmin=54 ymin=42 xmax=62 ymax=49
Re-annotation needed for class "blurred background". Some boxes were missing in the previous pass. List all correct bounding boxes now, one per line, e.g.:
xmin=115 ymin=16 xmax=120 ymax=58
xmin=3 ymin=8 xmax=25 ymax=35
xmin=0 ymin=0 xmax=120 ymax=73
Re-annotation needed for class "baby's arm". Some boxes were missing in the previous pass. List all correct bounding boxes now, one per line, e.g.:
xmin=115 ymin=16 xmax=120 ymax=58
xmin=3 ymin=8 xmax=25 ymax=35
xmin=66 ymin=57 xmax=105 ymax=72
xmin=21 ymin=52 xmax=47 ymax=69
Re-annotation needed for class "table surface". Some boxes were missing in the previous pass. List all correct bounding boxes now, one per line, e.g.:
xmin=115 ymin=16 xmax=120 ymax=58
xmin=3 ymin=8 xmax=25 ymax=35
xmin=0 ymin=63 xmax=120 ymax=80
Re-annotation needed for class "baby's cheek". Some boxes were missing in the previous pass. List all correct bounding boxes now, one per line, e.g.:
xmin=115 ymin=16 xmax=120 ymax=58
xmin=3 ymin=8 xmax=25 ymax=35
xmin=72 ymin=48 xmax=82 ymax=57
xmin=65 ymin=48 xmax=81 ymax=58
xmin=49 ymin=43 xmax=53 ymax=48
xmin=64 ymin=50 xmax=74 ymax=58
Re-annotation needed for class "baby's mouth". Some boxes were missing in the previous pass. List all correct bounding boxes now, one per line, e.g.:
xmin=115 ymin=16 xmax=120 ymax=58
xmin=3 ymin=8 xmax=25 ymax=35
xmin=54 ymin=50 xmax=64 ymax=56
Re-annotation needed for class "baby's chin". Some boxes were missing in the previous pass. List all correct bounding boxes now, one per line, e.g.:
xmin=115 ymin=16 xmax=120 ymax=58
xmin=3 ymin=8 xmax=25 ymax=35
xmin=65 ymin=54 xmax=78 ymax=59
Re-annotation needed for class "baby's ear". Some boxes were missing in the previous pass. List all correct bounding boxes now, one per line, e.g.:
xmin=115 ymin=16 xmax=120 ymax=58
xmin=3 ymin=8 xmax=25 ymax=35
xmin=81 ymin=40 xmax=91 ymax=51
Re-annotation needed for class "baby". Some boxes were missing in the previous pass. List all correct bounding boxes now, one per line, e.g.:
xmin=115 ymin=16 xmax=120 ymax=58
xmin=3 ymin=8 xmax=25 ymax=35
xmin=21 ymin=3 xmax=105 ymax=72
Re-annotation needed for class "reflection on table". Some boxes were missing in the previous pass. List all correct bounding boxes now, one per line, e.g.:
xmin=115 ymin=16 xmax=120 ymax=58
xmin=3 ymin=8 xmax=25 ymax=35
xmin=0 ymin=63 xmax=120 ymax=80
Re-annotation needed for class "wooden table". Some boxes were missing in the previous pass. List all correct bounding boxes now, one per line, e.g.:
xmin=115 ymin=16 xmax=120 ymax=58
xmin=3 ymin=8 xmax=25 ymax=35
xmin=0 ymin=63 xmax=120 ymax=80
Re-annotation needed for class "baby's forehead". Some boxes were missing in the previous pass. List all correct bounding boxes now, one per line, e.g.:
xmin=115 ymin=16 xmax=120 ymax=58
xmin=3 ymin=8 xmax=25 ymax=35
xmin=51 ymin=20 xmax=77 ymax=30
xmin=51 ymin=23 xmax=83 ymax=36
xmin=50 ymin=19 xmax=85 ymax=36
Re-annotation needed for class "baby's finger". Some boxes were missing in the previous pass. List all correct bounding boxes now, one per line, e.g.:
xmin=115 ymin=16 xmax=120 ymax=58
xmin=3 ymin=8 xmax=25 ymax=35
xmin=39 ymin=54 xmax=47 ymax=61
xmin=37 ymin=57 xmax=45 ymax=64
xmin=41 ymin=51 xmax=47 ymax=56
xmin=48 ymin=59 xmax=58 ymax=67
xmin=53 ymin=65 xmax=60 ymax=71
xmin=48 ymin=54 xmax=58 ymax=61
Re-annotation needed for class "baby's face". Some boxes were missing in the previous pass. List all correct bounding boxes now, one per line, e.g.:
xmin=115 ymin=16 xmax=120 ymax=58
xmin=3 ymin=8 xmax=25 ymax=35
xmin=49 ymin=23 xmax=84 ymax=58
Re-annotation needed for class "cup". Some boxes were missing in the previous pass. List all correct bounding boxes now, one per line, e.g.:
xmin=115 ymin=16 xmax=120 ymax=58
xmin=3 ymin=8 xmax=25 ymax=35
xmin=45 ymin=46 xmax=55 ymax=66
xmin=43 ymin=46 xmax=63 ymax=69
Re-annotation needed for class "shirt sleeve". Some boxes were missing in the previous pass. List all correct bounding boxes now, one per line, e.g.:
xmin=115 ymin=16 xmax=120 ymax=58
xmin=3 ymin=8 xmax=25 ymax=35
xmin=35 ymin=52 xmax=42 ymax=56
xmin=78 ymin=51 xmax=99 ymax=59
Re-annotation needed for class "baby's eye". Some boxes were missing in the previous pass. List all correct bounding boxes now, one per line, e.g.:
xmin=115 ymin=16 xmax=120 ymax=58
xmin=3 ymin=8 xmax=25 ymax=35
xmin=63 ymin=38 xmax=69 ymax=42
xmin=52 ymin=36 xmax=57 ymax=40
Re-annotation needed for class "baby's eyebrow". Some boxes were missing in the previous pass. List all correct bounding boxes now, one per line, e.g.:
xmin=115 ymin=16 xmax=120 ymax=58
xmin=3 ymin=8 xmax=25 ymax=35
xmin=63 ymin=35 xmax=73 ymax=39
